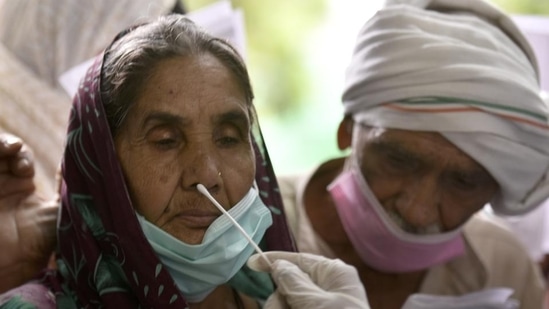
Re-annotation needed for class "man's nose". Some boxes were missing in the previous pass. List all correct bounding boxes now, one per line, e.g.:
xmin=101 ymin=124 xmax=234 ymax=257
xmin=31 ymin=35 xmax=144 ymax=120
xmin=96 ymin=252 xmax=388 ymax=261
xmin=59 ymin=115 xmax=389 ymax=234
xmin=393 ymin=176 xmax=441 ymax=230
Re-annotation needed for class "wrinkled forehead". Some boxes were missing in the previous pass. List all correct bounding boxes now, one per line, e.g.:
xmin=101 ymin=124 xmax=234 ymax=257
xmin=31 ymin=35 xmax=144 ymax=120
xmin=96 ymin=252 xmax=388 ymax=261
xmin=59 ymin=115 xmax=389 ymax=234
xmin=352 ymin=125 xmax=482 ymax=169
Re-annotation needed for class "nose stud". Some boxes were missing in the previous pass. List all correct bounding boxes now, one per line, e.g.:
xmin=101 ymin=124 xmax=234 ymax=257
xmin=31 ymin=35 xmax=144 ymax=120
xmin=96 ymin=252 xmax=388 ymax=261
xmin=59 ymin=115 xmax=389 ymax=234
xmin=218 ymin=171 xmax=222 ymax=177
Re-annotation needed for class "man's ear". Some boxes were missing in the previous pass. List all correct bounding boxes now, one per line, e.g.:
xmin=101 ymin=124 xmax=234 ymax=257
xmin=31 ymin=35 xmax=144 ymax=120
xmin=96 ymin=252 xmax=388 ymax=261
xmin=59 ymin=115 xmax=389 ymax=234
xmin=337 ymin=116 xmax=353 ymax=150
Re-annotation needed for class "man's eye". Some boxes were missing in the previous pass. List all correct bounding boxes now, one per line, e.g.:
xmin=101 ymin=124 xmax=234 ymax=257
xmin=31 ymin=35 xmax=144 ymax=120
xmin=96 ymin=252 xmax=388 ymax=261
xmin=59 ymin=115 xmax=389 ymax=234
xmin=389 ymin=154 xmax=406 ymax=165
xmin=451 ymin=176 xmax=478 ymax=191
xmin=386 ymin=154 xmax=414 ymax=171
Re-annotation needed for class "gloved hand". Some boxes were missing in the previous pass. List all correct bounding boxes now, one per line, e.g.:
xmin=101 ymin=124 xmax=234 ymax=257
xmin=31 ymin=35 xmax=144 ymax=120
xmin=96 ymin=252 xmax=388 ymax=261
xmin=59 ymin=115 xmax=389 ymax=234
xmin=247 ymin=251 xmax=370 ymax=309
xmin=0 ymin=133 xmax=58 ymax=293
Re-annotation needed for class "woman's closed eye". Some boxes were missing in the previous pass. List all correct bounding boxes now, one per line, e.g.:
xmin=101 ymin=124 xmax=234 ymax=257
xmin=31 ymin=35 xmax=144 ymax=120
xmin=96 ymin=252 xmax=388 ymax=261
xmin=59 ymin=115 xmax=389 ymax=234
xmin=148 ymin=127 xmax=181 ymax=150
xmin=214 ymin=124 xmax=248 ymax=148
xmin=155 ymin=137 xmax=178 ymax=147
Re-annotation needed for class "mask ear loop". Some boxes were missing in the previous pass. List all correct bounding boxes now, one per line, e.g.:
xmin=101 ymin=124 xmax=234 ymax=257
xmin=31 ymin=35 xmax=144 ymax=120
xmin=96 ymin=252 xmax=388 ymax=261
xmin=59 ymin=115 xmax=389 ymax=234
xmin=196 ymin=184 xmax=272 ymax=268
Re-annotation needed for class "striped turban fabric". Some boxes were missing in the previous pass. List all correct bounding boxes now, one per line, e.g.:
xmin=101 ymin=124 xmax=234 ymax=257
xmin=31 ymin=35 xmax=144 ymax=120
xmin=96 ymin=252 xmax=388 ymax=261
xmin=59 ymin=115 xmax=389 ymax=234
xmin=343 ymin=0 xmax=549 ymax=215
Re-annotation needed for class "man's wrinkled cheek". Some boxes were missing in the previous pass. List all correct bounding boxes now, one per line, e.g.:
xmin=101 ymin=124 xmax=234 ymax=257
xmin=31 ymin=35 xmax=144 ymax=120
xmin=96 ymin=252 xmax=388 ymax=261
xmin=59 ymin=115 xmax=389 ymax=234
xmin=159 ymin=174 xmax=169 ymax=184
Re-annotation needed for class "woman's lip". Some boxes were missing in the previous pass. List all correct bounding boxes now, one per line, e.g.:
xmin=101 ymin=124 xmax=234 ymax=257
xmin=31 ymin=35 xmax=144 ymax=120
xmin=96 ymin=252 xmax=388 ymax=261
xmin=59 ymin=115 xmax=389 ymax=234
xmin=175 ymin=213 xmax=220 ymax=228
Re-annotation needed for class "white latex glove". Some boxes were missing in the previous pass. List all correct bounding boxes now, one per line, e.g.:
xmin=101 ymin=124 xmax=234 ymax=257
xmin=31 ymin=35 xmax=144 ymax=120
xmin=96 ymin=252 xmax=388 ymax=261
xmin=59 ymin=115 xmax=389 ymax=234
xmin=247 ymin=251 xmax=370 ymax=309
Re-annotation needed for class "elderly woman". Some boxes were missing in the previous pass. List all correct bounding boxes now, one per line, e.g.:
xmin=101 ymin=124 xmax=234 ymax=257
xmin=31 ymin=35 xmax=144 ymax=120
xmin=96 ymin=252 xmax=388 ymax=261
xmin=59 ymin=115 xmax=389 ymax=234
xmin=0 ymin=14 xmax=296 ymax=308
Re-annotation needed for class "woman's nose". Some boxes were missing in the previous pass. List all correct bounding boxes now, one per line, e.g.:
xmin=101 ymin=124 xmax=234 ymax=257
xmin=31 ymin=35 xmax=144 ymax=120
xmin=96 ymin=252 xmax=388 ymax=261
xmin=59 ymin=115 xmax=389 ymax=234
xmin=179 ymin=148 xmax=221 ymax=192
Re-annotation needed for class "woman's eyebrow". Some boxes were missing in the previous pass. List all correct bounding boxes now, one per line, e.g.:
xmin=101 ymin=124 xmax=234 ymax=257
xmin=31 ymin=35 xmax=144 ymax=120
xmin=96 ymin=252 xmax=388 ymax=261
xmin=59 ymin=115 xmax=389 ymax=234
xmin=141 ymin=110 xmax=250 ymax=131
xmin=142 ymin=111 xmax=188 ymax=127
xmin=212 ymin=109 xmax=250 ymax=127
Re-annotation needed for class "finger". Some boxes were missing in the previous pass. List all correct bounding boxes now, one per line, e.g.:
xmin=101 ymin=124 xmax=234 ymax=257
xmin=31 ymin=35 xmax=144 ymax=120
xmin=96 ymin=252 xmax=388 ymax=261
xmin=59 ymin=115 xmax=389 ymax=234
xmin=0 ymin=176 xmax=35 ymax=197
xmin=247 ymin=253 xmax=271 ymax=272
xmin=261 ymin=252 xmax=363 ymax=293
xmin=267 ymin=251 xmax=343 ymax=273
xmin=248 ymin=251 xmax=328 ymax=273
xmin=247 ymin=251 xmax=298 ymax=272
xmin=0 ymin=156 xmax=33 ymax=175
xmin=0 ymin=160 xmax=8 ymax=173
xmin=10 ymin=156 xmax=34 ymax=177
xmin=9 ymin=146 xmax=34 ymax=177
xmin=247 ymin=251 xmax=336 ymax=274
xmin=271 ymin=260 xmax=370 ymax=309
xmin=0 ymin=134 xmax=23 ymax=157
xmin=0 ymin=146 xmax=34 ymax=177
xmin=270 ymin=260 xmax=323 ymax=295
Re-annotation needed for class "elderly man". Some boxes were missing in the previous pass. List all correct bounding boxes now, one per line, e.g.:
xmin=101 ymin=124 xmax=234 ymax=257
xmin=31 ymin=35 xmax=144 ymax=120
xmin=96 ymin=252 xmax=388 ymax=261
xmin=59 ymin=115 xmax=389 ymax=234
xmin=279 ymin=0 xmax=549 ymax=308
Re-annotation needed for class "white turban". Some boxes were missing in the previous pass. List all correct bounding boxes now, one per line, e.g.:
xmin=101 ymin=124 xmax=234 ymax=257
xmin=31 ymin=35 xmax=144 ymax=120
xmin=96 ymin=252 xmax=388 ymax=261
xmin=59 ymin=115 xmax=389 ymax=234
xmin=342 ymin=0 xmax=549 ymax=215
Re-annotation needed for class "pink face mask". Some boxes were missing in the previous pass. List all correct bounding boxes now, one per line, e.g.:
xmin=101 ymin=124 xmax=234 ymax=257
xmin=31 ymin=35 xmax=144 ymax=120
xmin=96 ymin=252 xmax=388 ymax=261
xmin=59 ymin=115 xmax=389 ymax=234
xmin=327 ymin=163 xmax=465 ymax=273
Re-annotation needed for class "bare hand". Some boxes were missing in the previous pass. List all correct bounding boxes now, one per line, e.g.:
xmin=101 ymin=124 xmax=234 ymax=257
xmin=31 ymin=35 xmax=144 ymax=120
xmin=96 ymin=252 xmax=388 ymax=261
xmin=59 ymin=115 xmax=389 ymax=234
xmin=0 ymin=133 xmax=35 ymax=197
xmin=0 ymin=133 xmax=58 ymax=293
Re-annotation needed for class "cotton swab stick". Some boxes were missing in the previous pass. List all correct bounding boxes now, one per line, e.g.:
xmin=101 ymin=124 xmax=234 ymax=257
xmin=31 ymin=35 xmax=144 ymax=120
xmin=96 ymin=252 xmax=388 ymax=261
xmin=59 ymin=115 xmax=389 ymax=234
xmin=196 ymin=184 xmax=272 ymax=267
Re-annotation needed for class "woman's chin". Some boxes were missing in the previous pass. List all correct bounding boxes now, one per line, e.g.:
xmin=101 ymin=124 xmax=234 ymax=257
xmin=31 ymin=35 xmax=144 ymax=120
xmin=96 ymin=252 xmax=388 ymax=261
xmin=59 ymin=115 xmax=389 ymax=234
xmin=161 ymin=222 xmax=208 ymax=245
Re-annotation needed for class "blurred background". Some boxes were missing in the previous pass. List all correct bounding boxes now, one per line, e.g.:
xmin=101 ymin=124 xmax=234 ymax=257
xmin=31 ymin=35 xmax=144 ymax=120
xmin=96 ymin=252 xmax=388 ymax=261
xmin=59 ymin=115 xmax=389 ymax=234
xmin=184 ymin=0 xmax=549 ymax=176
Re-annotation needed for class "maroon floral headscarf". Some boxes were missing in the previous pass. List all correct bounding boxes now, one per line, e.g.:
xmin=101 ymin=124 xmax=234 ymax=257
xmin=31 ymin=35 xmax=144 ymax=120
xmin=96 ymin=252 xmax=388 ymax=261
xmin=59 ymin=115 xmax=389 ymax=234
xmin=45 ymin=21 xmax=296 ymax=307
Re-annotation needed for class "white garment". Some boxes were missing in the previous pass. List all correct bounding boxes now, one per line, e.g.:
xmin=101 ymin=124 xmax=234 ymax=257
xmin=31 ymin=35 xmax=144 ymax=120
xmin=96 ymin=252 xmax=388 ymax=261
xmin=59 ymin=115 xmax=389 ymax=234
xmin=286 ymin=170 xmax=338 ymax=259
xmin=342 ymin=0 xmax=549 ymax=215
xmin=489 ymin=201 xmax=549 ymax=262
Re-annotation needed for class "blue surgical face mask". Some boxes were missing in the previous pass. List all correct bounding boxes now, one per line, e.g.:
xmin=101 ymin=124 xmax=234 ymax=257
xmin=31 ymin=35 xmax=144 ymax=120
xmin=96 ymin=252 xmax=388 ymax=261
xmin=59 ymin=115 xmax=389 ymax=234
xmin=136 ymin=186 xmax=272 ymax=303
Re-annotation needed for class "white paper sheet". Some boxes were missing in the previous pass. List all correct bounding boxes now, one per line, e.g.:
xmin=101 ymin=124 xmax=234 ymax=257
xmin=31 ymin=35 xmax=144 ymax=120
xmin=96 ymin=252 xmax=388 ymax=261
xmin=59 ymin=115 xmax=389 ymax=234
xmin=401 ymin=288 xmax=519 ymax=309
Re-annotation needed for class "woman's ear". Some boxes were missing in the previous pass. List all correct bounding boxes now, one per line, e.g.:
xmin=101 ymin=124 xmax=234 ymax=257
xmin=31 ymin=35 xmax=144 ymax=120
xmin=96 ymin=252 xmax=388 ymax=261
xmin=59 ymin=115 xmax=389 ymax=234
xmin=337 ymin=116 xmax=353 ymax=150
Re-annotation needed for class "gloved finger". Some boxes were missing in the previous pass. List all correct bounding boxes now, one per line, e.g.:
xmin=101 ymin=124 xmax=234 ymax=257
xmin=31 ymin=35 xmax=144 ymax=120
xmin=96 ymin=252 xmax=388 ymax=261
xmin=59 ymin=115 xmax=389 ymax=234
xmin=247 ymin=251 xmax=327 ymax=273
xmin=270 ymin=259 xmax=326 ymax=295
xmin=272 ymin=260 xmax=371 ymax=309
xmin=252 ymin=251 xmax=356 ymax=284
xmin=301 ymin=258 xmax=366 ymax=300
xmin=263 ymin=290 xmax=290 ymax=309
xmin=270 ymin=260 xmax=346 ymax=309
xmin=257 ymin=252 xmax=367 ymax=301
xmin=247 ymin=253 xmax=272 ymax=272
